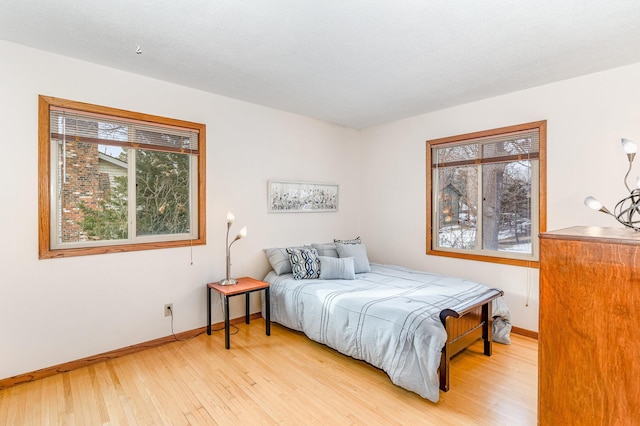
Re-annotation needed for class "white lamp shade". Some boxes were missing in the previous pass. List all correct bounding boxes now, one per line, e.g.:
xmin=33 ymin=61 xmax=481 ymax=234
xmin=226 ymin=211 xmax=235 ymax=223
xmin=238 ymin=226 xmax=248 ymax=239
xmin=622 ymin=138 xmax=637 ymax=154
xmin=584 ymin=196 xmax=603 ymax=210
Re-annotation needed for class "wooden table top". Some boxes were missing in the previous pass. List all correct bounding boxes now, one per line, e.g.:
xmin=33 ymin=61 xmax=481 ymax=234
xmin=207 ymin=277 xmax=269 ymax=296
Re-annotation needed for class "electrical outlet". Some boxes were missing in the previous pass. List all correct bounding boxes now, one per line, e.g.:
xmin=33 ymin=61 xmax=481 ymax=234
xmin=164 ymin=303 xmax=173 ymax=317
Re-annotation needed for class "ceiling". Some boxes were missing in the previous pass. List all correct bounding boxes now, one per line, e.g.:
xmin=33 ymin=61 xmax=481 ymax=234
xmin=2 ymin=1 xmax=640 ymax=129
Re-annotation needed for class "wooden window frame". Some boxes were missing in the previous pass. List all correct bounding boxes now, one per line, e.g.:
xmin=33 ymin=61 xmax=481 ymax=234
xmin=426 ymin=120 xmax=546 ymax=268
xmin=38 ymin=95 xmax=206 ymax=259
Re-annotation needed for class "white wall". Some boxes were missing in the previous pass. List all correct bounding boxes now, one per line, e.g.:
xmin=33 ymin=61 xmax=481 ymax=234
xmin=360 ymin=62 xmax=640 ymax=332
xmin=0 ymin=40 xmax=361 ymax=380
xmin=4 ymin=36 xmax=640 ymax=380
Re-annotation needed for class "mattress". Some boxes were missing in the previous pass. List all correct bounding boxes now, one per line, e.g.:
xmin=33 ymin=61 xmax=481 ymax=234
xmin=263 ymin=263 xmax=510 ymax=402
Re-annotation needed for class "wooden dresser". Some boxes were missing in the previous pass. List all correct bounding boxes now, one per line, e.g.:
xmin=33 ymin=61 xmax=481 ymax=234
xmin=539 ymin=226 xmax=640 ymax=425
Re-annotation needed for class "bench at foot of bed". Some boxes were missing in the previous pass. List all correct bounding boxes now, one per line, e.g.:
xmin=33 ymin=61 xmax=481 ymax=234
xmin=438 ymin=288 xmax=503 ymax=392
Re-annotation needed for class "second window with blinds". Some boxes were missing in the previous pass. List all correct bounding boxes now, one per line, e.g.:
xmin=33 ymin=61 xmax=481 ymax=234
xmin=426 ymin=121 xmax=546 ymax=267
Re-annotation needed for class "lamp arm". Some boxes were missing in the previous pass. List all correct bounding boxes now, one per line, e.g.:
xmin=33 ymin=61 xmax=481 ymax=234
xmin=225 ymin=229 xmax=242 ymax=280
xmin=225 ymin=222 xmax=232 ymax=280
xmin=220 ymin=216 xmax=246 ymax=284
xmin=599 ymin=206 xmax=613 ymax=216
xmin=624 ymin=158 xmax=634 ymax=193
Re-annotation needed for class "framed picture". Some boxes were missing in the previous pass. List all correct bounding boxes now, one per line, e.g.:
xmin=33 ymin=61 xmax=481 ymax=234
xmin=268 ymin=180 xmax=339 ymax=213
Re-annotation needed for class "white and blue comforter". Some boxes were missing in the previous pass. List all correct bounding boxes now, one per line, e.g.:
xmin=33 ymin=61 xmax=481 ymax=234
xmin=264 ymin=263 xmax=510 ymax=402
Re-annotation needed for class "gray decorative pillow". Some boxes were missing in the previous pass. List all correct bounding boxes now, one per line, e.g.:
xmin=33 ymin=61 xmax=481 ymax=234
xmin=264 ymin=246 xmax=307 ymax=275
xmin=312 ymin=242 xmax=338 ymax=258
xmin=319 ymin=256 xmax=356 ymax=280
xmin=286 ymin=247 xmax=321 ymax=280
xmin=335 ymin=242 xmax=371 ymax=273
xmin=334 ymin=236 xmax=361 ymax=245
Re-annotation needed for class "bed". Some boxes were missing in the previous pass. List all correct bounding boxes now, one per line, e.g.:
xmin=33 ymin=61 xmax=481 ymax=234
xmin=262 ymin=247 xmax=511 ymax=403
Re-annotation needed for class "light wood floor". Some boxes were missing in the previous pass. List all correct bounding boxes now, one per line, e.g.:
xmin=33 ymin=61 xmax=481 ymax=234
xmin=0 ymin=320 xmax=537 ymax=425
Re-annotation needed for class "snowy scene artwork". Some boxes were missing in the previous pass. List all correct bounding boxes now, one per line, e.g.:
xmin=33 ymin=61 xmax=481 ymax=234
xmin=268 ymin=181 xmax=339 ymax=213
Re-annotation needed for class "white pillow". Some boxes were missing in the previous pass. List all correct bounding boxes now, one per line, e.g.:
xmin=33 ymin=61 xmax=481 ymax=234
xmin=319 ymin=256 xmax=356 ymax=280
xmin=264 ymin=246 xmax=307 ymax=274
xmin=335 ymin=242 xmax=371 ymax=273
xmin=311 ymin=242 xmax=338 ymax=258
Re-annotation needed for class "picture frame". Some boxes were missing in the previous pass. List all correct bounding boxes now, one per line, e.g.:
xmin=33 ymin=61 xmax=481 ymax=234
xmin=268 ymin=180 xmax=339 ymax=213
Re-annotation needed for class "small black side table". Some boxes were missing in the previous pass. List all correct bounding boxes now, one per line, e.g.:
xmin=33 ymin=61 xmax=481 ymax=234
xmin=207 ymin=277 xmax=270 ymax=349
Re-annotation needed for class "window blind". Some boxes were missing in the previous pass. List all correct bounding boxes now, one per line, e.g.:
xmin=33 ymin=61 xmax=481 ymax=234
xmin=50 ymin=108 xmax=199 ymax=154
xmin=432 ymin=130 xmax=539 ymax=168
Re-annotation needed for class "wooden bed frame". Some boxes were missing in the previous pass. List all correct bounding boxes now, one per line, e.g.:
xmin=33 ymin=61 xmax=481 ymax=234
xmin=438 ymin=288 xmax=504 ymax=392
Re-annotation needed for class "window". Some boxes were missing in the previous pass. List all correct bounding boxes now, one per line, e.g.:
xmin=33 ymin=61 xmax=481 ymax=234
xmin=38 ymin=96 xmax=206 ymax=258
xmin=426 ymin=121 xmax=546 ymax=267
